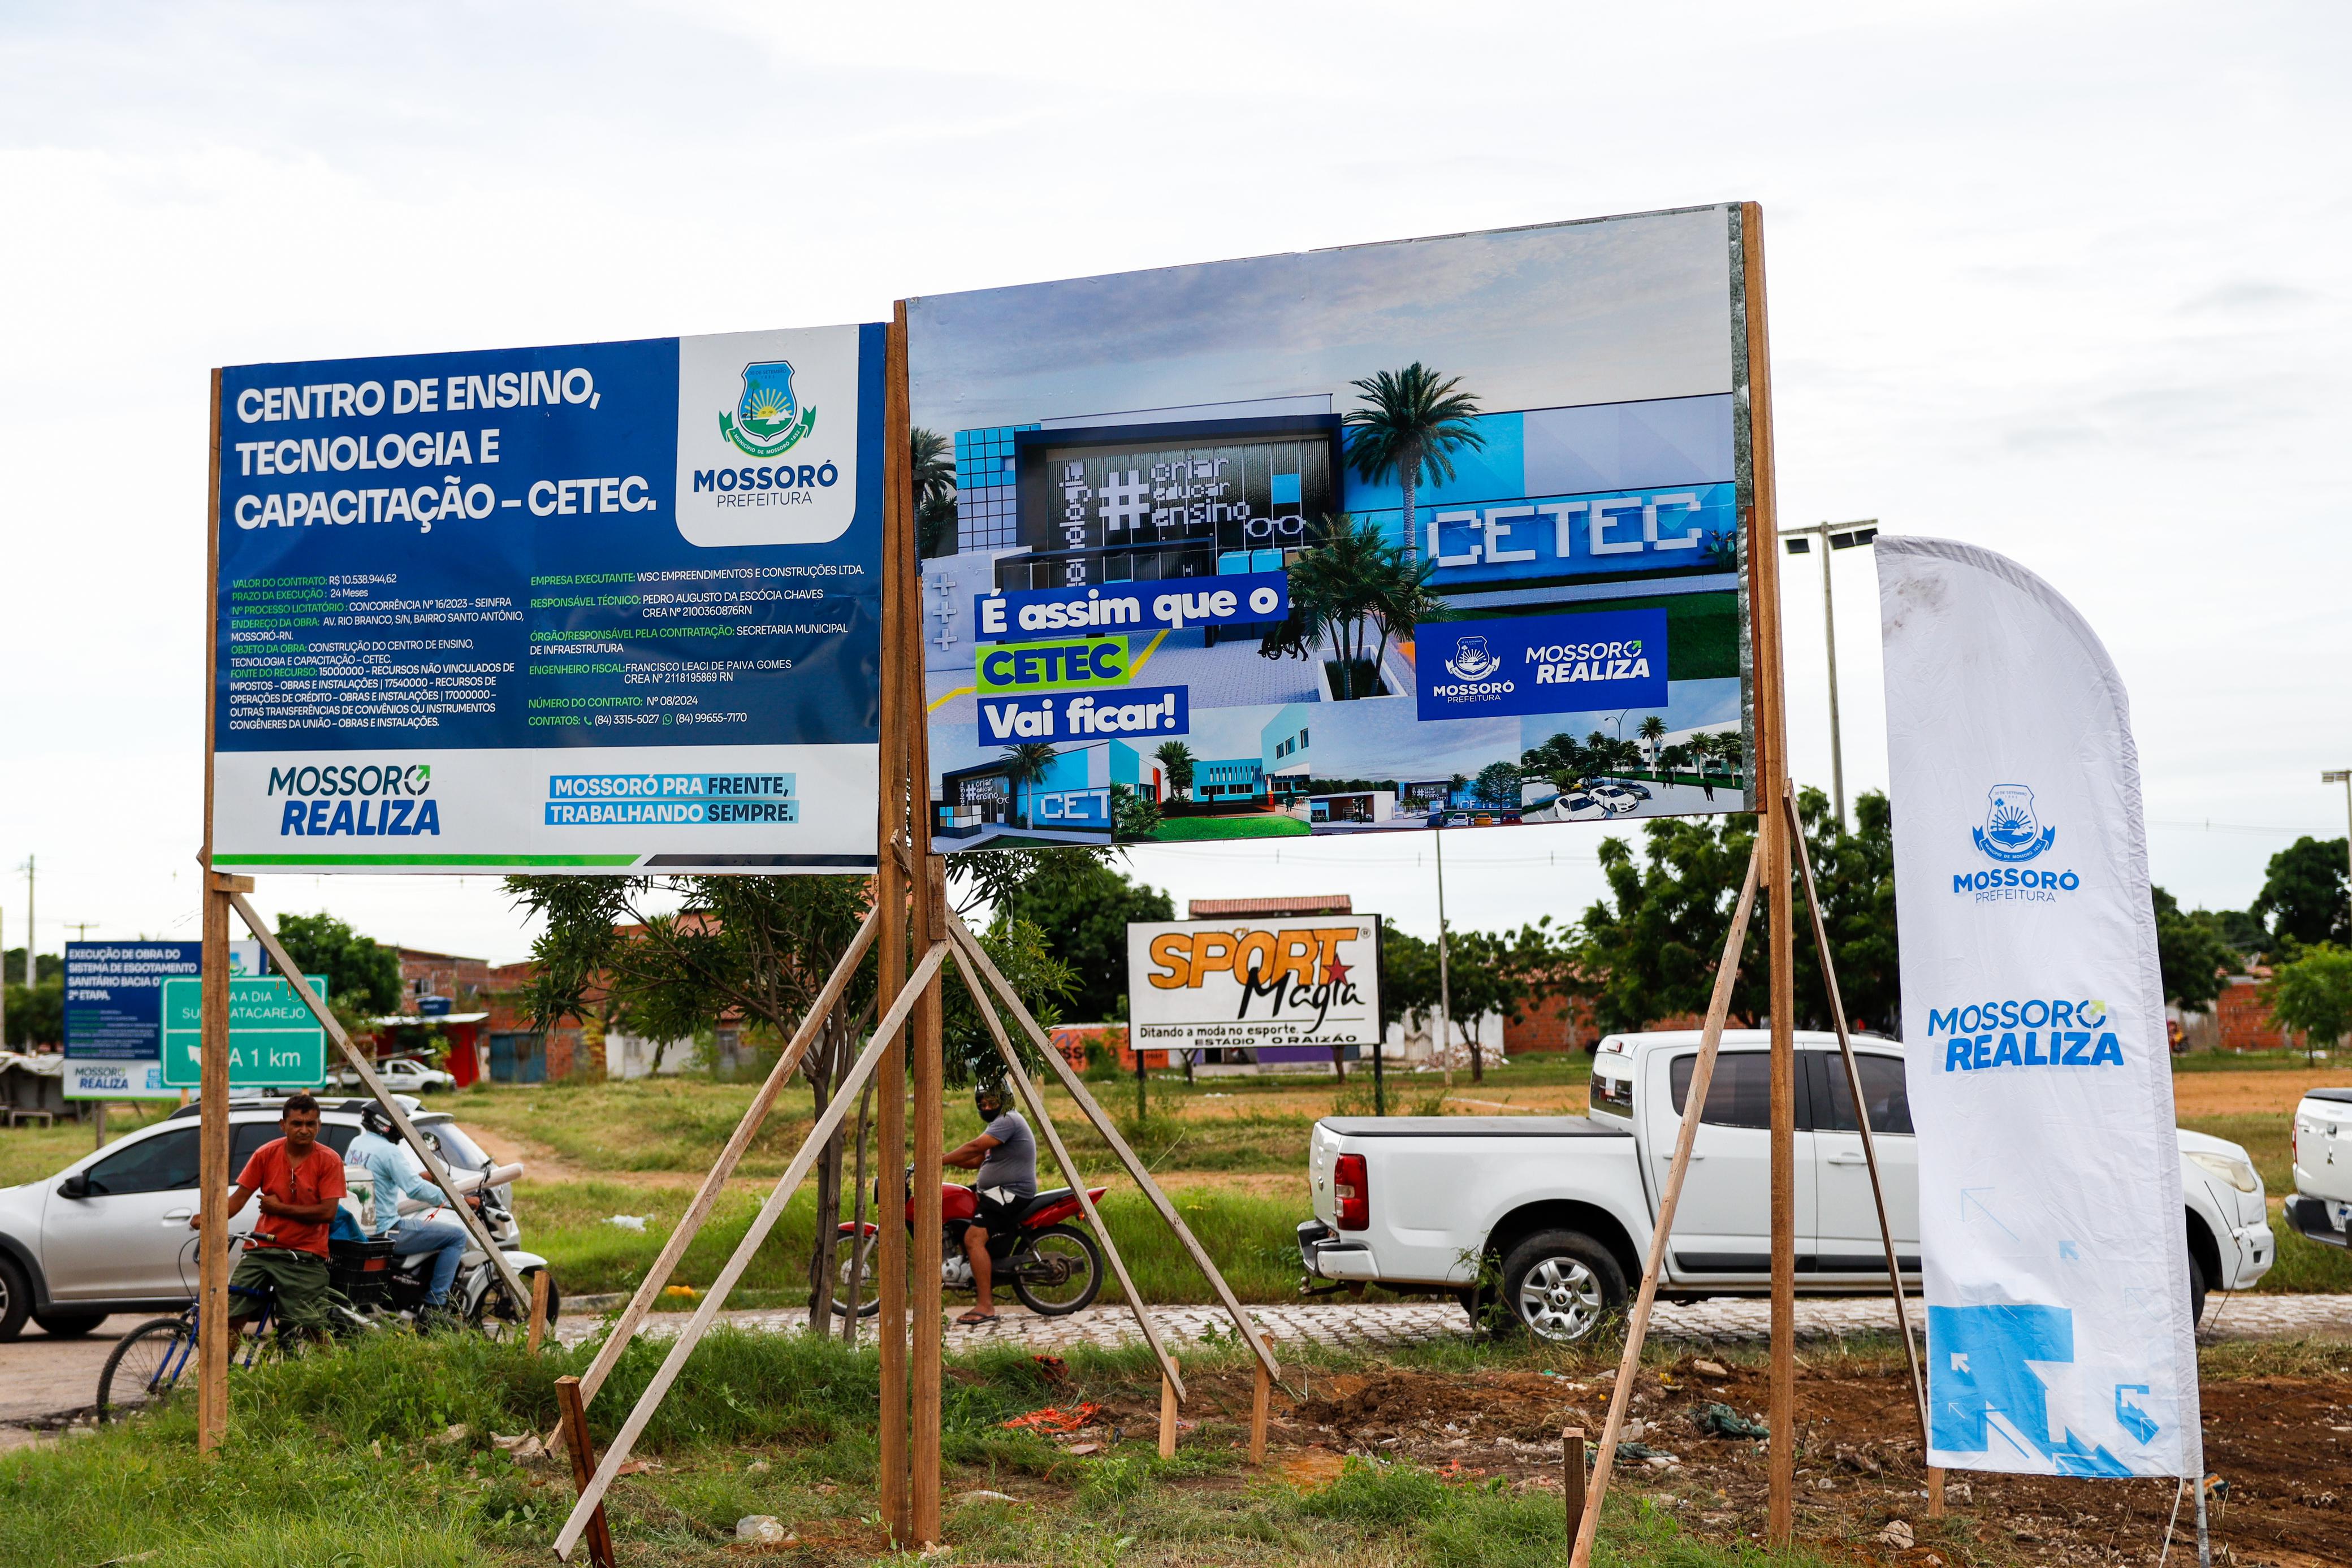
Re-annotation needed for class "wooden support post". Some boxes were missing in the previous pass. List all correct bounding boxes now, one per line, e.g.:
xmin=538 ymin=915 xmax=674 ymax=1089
xmin=554 ymin=942 xmax=950 ymax=1561
xmin=910 ymin=855 xmax=945 ymax=1547
xmin=1735 ymin=198 xmax=1798 ymax=1546
xmin=1250 ymin=1345 xmax=1272 ymax=1465
xmin=195 ymin=367 xmax=230 ymax=1458
xmin=948 ymin=916 xmax=1278 ymax=1385
xmin=1571 ymin=841 xmax=1763 ymax=1568
xmin=1158 ymin=1354 xmax=1180 ymax=1459
xmin=1563 ymin=1428 xmax=1586 ymax=1539
xmin=874 ymin=301 xmax=914 ymax=1544
xmin=230 ymin=894 xmax=530 ymax=1310
xmin=572 ymin=908 xmax=880 ymax=1408
xmin=1784 ymin=785 xmax=1938 ymax=1514
xmin=528 ymin=1268 xmax=552 ymax=1355
xmin=945 ymin=942 xmax=1186 ymax=1400
xmin=554 ymin=1376 xmax=618 ymax=1568
xmin=196 ymin=874 xmax=232 ymax=1455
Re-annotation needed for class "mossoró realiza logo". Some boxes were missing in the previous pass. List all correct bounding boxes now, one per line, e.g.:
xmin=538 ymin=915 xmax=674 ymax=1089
xmin=268 ymin=761 xmax=440 ymax=837
xmin=1952 ymin=782 xmax=2079 ymax=902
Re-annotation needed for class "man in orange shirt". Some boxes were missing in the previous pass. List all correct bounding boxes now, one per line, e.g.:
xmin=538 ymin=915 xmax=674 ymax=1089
xmin=190 ymin=1091 xmax=347 ymax=1337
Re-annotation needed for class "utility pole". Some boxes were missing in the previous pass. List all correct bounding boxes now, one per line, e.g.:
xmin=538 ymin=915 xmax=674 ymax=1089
xmin=2325 ymin=770 xmax=2352 ymax=933
xmin=1778 ymin=521 xmax=1877 ymax=829
xmin=1433 ymin=814 xmax=1455 ymax=1088
xmin=20 ymin=855 xmax=32 ymax=997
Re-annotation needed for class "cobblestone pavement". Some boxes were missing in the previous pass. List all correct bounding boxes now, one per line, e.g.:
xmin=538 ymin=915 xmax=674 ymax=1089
xmin=556 ymin=1291 xmax=2352 ymax=1354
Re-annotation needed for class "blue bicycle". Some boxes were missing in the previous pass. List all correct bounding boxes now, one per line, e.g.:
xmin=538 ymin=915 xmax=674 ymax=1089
xmin=94 ymin=1236 xmax=351 ymax=1422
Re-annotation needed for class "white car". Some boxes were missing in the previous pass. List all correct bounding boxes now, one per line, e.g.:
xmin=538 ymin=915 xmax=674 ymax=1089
xmin=330 ymin=1057 xmax=454 ymax=1094
xmin=1298 ymin=1029 xmax=2273 ymax=1341
xmin=0 ymin=1095 xmax=521 ymax=1340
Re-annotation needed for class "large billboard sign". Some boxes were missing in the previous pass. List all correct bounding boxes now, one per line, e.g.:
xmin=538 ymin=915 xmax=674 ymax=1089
xmin=909 ymin=206 xmax=1757 ymax=850
xmin=1125 ymin=915 xmax=1381 ymax=1065
xmin=210 ymin=325 xmax=887 ymax=875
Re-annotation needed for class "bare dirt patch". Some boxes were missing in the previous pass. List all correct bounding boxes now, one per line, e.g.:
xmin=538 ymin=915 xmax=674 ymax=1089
xmin=2171 ymin=1068 xmax=2349 ymax=1119
xmin=1264 ymin=1355 xmax=2352 ymax=1565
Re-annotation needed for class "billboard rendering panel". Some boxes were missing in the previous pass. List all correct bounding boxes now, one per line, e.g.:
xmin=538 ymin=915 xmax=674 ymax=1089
xmin=210 ymin=324 xmax=887 ymax=875
xmin=1126 ymin=915 xmax=1382 ymax=1065
xmin=909 ymin=207 xmax=1757 ymax=850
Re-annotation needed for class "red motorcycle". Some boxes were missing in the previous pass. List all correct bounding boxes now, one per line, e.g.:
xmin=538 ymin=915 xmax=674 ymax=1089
xmin=832 ymin=1179 xmax=1106 ymax=1318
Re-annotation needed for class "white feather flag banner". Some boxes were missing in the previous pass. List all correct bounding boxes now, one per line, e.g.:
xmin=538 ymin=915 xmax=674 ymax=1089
xmin=1878 ymin=535 xmax=2200 ymax=1479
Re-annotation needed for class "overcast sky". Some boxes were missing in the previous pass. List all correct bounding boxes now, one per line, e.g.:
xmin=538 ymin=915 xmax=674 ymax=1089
xmin=2 ymin=2 xmax=2345 ymax=967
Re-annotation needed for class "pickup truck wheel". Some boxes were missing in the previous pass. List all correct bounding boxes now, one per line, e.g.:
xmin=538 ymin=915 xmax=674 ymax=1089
xmin=1498 ymin=1231 xmax=1626 ymax=1344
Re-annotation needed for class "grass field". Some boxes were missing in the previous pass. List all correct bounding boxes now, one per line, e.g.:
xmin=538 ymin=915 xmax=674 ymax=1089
xmin=6 ymin=1050 xmax=2347 ymax=1304
xmin=1149 ymin=813 xmax=1312 ymax=841
xmin=0 ymin=1323 xmax=1974 ymax=1568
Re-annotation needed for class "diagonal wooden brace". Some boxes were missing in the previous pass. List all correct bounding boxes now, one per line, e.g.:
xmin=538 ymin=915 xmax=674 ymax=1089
xmin=945 ymin=914 xmax=1278 ymax=1384
xmin=1784 ymin=785 xmax=1932 ymax=1455
xmin=230 ymin=893 xmax=532 ymax=1311
xmin=573 ymin=904 xmax=881 ymax=1408
xmin=945 ymin=940 xmax=1184 ymax=1402
xmin=1571 ymin=837 xmax=1763 ymax=1568
xmin=554 ymin=938 xmax=950 ymax=1561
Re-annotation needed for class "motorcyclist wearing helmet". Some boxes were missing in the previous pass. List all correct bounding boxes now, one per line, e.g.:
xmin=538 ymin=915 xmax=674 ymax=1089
xmin=348 ymin=1099 xmax=477 ymax=1321
xmin=942 ymin=1081 xmax=1036 ymax=1324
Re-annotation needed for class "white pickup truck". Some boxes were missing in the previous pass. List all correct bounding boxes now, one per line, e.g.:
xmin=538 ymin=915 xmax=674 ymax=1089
xmin=2288 ymin=1086 xmax=2352 ymax=1251
xmin=1298 ymin=1029 xmax=2275 ymax=1342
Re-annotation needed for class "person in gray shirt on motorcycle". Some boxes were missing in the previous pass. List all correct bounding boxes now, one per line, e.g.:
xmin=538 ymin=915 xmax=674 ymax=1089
xmin=942 ymin=1082 xmax=1035 ymax=1324
xmin=350 ymin=1102 xmax=475 ymax=1323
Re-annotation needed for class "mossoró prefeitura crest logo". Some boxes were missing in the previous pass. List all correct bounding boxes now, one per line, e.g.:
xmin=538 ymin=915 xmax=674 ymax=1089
xmin=720 ymin=360 xmax=816 ymax=458
xmin=1974 ymin=783 xmax=2055 ymax=863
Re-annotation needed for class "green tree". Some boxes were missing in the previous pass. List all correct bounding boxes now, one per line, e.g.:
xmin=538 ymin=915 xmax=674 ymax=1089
xmin=1342 ymin=363 xmax=1487 ymax=567
xmin=1259 ymin=514 xmax=1393 ymax=699
xmin=2152 ymin=886 xmax=2238 ymax=1012
xmin=1153 ymin=740 xmax=1196 ymax=798
xmin=2268 ymin=943 xmax=2352 ymax=1061
xmin=1575 ymin=787 xmax=1901 ymax=1037
xmin=997 ymin=742 xmax=1059 ymax=829
xmin=911 ymin=426 xmax=958 ymax=558
xmin=507 ymin=873 xmax=876 ymax=1328
xmin=1472 ymin=760 xmax=1521 ymax=809
xmin=1110 ymin=781 xmax=1163 ymax=842
xmin=1637 ymin=714 xmax=1668 ymax=770
xmin=3 ymin=950 xmax=63 ymax=985
xmin=2252 ymin=835 xmax=2350 ymax=951
xmin=993 ymin=853 xmax=1174 ymax=1023
xmin=273 ymin=911 xmax=403 ymax=1015
xmin=4 ymin=976 xmax=62 ymax=1047
xmin=2194 ymin=906 xmax=2269 ymax=959
xmin=1380 ymin=917 xmax=1570 ymax=1082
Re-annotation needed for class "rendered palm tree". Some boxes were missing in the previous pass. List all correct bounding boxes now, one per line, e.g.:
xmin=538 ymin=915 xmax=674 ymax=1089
xmin=1368 ymin=545 xmax=1451 ymax=685
xmin=911 ymin=426 xmax=957 ymax=557
xmin=1638 ymin=714 xmax=1668 ymax=773
xmin=998 ymin=742 xmax=1058 ymax=829
xmin=1266 ymin=514 xmax=1386 ymax=698
xmin=1153 ymin=740 xmax=1195 ymax=800
xmin=1342 ymin=364 xmax=1486 ymax=567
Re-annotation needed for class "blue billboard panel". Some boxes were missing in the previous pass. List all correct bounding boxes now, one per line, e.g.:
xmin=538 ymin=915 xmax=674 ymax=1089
xmin=1417 ymin=609 xmax=1668 ymax=721
xmin=910 ymin=207 xmax=1756 ymax=848
xmin=64 ymin=942 xmax=202 ymax=1062
xmin=211 ymin=325 xmax=885 ymax=874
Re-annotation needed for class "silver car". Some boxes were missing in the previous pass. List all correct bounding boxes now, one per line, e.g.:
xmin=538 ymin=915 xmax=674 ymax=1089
xmin=0 ymin=1095 xmax=515 ymax=1340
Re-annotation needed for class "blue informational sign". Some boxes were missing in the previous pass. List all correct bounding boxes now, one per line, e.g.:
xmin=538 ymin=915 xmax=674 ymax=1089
xmin=211 ymin=324 xmax=887 ymax=874
xmin=64 ymin=941 xmax=202 ymax=1061
xmin=1415 ymin=609 xmax=1668 ymax=721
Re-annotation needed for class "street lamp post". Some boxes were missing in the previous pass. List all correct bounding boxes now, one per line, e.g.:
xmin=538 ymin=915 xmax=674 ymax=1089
xmin=1780 ymin=521 xmax=1878 ymax=829
xmin=2325 ymin=771 xmax=2352 ymax=926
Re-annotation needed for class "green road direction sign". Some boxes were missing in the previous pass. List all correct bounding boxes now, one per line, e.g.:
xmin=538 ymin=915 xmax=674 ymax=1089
xmin=160 ymin=974 xmax=330 ymax=1088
